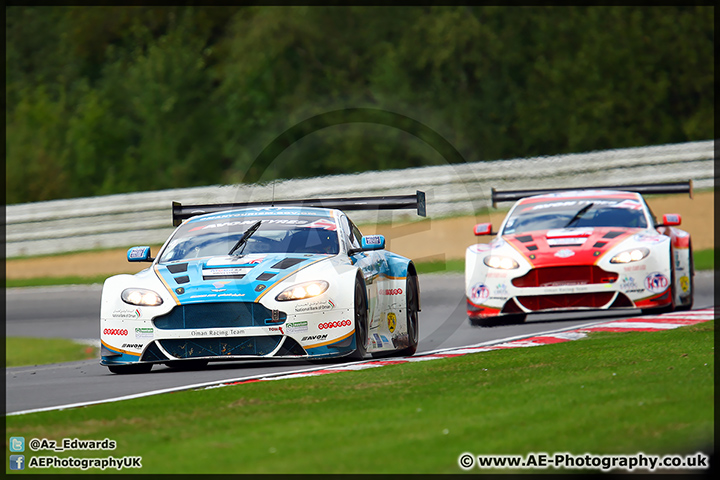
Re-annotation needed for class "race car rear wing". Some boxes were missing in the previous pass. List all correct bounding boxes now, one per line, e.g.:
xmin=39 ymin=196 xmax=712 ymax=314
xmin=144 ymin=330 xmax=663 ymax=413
xmin=172 ymin=191 xmax=427 ymax=226
xmin=490 ymin=181 xmax=693 ymax=208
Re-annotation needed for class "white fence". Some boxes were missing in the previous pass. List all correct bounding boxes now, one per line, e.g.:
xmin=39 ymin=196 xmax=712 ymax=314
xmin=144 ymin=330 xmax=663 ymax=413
xmin=6 ymin=140 xmax=714 ymax=257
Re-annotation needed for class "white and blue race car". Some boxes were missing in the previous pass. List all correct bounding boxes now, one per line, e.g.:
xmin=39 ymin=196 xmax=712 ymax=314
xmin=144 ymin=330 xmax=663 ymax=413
xmin=100 ymin=193 xmax=425 ymax=373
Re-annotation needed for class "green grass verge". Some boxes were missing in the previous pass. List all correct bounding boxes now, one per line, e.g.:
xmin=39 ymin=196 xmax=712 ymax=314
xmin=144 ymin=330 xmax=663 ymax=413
xmin=6 ymin=321 xmax=713 ymax=474
xmin=415 ymin=258 xmax=465 ymax=274
xmin=693 ymin=248 xmax=714 ymax=270
xmin=5 ymin=275 xmax=110 ymax=289
xmin=6 ymin=337 xmax=98 ymax=367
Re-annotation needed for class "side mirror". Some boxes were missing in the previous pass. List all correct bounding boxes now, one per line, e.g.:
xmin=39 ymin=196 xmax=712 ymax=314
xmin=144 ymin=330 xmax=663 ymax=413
xmin=361 ymin=235 xmax=385 ymax=251
xmin=127 ymin=246 xmax=154 ymax=262
xmin=661 ymin=214 xmax=681 ymax=226
xmin=474 ymin=223 xmax=493 ymax=236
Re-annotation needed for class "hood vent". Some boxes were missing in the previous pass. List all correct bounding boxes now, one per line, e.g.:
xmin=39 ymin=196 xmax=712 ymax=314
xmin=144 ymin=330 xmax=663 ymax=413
xmin=257 ymin=272 xmax=276 ymax=281
xmin=167 ymin=263 xmax=188 ymax=273
xmin=271 ymin=258 xmax=305 ymax=269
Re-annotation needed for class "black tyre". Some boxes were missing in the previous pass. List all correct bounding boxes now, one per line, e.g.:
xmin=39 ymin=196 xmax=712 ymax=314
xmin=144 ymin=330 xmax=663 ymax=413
xmin=164 ymin=360 xmax=209 ymax=371
xmin=348 ymin=277 xmax=369 ymax=360
xmin=107 ymin=363 xmax=153 ymax=374
xmin=397 ymin=274 xmax=419 ymax=356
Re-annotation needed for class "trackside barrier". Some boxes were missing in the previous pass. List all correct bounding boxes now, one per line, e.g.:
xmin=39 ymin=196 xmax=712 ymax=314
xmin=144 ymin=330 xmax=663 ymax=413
xmin=5 ymin=140 xmax=714 ymax=257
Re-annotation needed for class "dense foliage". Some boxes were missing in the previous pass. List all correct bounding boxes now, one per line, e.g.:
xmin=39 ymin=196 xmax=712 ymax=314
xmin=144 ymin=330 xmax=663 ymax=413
xmin=6 ymin=6 xmax=714 ymax=204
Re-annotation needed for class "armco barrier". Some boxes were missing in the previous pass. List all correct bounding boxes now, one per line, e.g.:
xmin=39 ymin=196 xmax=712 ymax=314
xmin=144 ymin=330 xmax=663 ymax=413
xmin=5 ymin=140 xmax=714 ymax=257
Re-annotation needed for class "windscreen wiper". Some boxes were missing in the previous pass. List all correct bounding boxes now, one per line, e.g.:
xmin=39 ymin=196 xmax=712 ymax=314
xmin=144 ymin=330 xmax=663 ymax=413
xmin=564 ymin=203 xmax=594 ymax=228
xmin=228 ymin=220 xmax=262 ymax=255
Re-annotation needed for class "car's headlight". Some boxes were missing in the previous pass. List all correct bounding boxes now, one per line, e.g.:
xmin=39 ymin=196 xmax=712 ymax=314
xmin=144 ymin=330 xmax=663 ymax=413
xmin=483 ymin=255 xmax=519 ymax=270
xmin=275 ymin=281 xmax=329 ymax=301
xmin=122 ymin=288 xmax=164 ymax=306
xmin=609 ymin=248 xmax=650 ymax=264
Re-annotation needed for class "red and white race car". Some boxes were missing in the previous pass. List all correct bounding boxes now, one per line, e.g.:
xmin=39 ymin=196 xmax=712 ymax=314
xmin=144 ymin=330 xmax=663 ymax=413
xmin=465 ymin=182 xmax=694 ymax=326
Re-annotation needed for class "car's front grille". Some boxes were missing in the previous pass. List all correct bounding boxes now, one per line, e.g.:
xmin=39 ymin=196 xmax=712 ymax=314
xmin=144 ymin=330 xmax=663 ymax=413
xmin=159 ymin=336 xmax=283 ymax=358
xmin=516 ymin=292 xmax=616 ymax=311
xmin=511 ymin=266 xmax=618 ymax=288
xmin=153 ymin=302 xmax=286 ymax=329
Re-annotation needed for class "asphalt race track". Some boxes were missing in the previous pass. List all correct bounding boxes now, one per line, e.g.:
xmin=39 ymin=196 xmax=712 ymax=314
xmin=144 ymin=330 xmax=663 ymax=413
xmin=5 ymin=271 xmax=714 ymax=415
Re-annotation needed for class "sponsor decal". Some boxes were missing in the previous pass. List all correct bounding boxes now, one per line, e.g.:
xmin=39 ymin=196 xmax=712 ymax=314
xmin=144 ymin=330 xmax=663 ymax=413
xmin=302 ymin=334 xmax=328 ymax=342
xmin=387 ymin=312 xmax=397 ymax=333
xmin=527 ymin=199 xmax=630 ymax=211
xmin=611 ymin=199 xmax=643 ymax=210
xmin=218 ymin=293 xmax=245 ymax=297
xmin=679 ymin=276 xmax=690 ymax=293
xmin=189 ymin=219 xmax=307 ymax=232
xmin=374 ymin=333 xmax=383 ymax=347
xmin=294 ymin=299 xmax=335 ymax=313
xmin=547 ymin=238 xmax=587 ymax=246
xmin=112 ymin=309 xmax=141 ymax=318
xmin=135 ymin=328 xmax=154 ymax=339
xmin=364 ymin=235 xmax=383 ymax=245
xmin=379 ymin=288 xmax=403 ymax=296
xmin=554 ymin=249 xmax=575 ymax=258
xmin=623 ymin=264 xmax=646 ymax=272
xmin=192 ymin=329 xmax=246 ymax=336
xmin=633 ymin=233 xmax=665 ymax=243
xmin=619 ymin=276 xmax=644 ymax=293
xmin=121 ymin=343 xmax=144 ymax=349
xmin=286 ymin=321 xmax=309 ymax=333
xmin=204 ymin=268 xmax=251 ymax=277
xmin=470 ymin=283 xmax=490 ymax=303
xmin=128 ymin=247 xmax=148 ymax=259
xmin=486 ymin=271 xmax=508 ymax=279
xmin=103 ymin=328 xmax=128 ymax=336
xmin=528 ymin=200 xmax=584 ymax=210
xmin=318 ymin=319 xmax=351 ymax=330
xmin=380 ymin=335 xmax=390 ymax=343
xmin=267 ymin=326 xmax=284 ymax=334
xmin=175 ymin=287 xmax=185 ymax=295
xmin=644 ymin=272 xmax=669 ymax=293
xmin=547 ymin=228 xmax=594 ymax=238
xmin=255 ymin=284 xmax=267 ymax=292
xmin=490 ymin=283 xmax=509 ymax=300
xmin=302 ymin=218 xmax=337 ymax=231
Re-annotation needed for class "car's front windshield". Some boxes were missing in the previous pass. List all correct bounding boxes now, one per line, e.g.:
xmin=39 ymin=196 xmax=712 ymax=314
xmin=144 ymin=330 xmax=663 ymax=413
xmin=158 ymin=212 xmax=339 ymax=263
xmin=502 ymin=197 xmax=648 ymax=235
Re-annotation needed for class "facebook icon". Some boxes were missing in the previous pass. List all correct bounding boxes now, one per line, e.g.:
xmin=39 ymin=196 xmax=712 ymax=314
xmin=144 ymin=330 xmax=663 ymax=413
xmin=10 ymin=455 xmax=25 ymax=470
